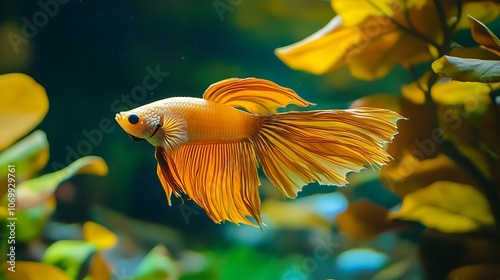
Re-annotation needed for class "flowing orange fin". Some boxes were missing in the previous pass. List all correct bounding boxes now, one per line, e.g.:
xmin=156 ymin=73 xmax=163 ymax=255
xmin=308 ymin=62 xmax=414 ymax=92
xmin=157 ymin=141 xmax=263 ymax=227
xmin=155 ymin=147 xmax=184 ymax=205
xmin=203 ymin=77 xmax=314 ymax=115
xmin=253 ymin=107 xmax=405 ymax=198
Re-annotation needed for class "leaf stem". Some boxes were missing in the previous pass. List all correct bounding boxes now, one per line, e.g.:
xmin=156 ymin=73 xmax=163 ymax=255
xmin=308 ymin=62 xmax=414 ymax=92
xmin=425 ymin=73 xmax=500 ymax=225
xmin=434 ymin=0 xmax=450 ymax=48
xmin=366 ymin=0 xmax=441 ymax=50
xmin=409 ymin=64 xmax=427 ymax=94
xmin=449 ymin=0 xmax=463 ymax=33
xmin=403 ymin=0 xmax=418 ymax=33
xmin=425 ymin=0 xmax=500 ymax=226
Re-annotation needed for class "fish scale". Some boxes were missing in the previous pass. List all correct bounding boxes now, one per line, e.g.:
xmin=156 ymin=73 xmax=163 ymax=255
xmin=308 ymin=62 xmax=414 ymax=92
xmin=161 ymin=97 xmax=262 ymax=143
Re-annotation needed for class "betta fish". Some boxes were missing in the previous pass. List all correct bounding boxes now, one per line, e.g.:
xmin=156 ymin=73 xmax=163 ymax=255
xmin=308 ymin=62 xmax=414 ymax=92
xmin=115 ymin=78 xmax=403 ymax=227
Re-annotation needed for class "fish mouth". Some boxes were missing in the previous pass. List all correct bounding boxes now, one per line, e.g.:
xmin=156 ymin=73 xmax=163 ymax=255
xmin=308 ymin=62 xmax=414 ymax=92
xmin=116 ymin=113 xmax=145 ymax=141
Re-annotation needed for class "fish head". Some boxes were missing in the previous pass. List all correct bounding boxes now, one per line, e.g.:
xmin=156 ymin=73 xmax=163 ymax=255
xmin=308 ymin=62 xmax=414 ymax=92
xmin=115 ymin=106 xmax=161 ymax=142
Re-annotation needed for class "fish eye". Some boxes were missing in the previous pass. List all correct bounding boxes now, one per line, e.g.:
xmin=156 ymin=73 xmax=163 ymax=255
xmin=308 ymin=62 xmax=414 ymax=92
xmin=128 ymin=114 xmax=139 ymax=124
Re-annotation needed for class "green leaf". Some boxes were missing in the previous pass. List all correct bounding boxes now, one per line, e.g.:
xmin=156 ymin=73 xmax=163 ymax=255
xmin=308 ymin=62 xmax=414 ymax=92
xmin=43 ymin=240 xmax=97 ymax=280
xmin=0 ymin=73 xmax=49 ymax=151
xmin=133 ymin=245 xmax=177 ymax=280
xmin=3 ymin=156 xmax=108 ymax=210
xmin=468 ymin=15 xmax=500 ymax=56
xmin=16 ymin=198 xmax=56 ymax=242
xmin=210 ymin=246 xmax=297 ymax=280
xmin=431 ymin=55 xmax=500 ymax=83
xmin=389 ymin=181 xmax=495 ymax=233
xmin=0 ymin=130 xmax=48 ymax=181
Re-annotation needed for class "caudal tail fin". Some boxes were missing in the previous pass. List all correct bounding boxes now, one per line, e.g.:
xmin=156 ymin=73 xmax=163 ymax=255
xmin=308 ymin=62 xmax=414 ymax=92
xmin=252 ymin=108 xmax=404 ymax=198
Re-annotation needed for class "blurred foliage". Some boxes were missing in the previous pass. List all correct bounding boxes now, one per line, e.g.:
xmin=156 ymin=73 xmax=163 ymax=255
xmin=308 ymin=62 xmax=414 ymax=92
xmin=0 ymin=0 xmax=499 ymax=280
xmin=276 ymin=0 xmax=500 ymax=278
xmin=0 ymin=73 xmax=47 ymax=151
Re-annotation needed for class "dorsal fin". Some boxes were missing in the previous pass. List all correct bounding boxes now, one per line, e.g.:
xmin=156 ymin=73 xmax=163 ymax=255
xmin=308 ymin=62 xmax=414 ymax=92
xmin=203 ymin=78 xmax=314 ymax=115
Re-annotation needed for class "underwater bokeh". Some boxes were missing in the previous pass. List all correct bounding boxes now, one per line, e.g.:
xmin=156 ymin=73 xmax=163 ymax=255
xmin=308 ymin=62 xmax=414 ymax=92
xmin=1 ymin=1 xmax=500 ymax=279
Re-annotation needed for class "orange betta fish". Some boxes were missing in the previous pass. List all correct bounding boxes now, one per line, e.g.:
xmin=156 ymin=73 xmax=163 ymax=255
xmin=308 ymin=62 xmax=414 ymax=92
xmin=115 ymin=78 xmax=403 ymax=227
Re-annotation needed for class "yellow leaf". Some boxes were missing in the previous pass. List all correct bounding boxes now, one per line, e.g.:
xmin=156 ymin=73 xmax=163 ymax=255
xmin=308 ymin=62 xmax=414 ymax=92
xmin=4 ymin=156 xmax=108 ymax=210
xmin=331 ymin=0 xmax=426 ymax=26
xmin=0 ymin=205 xmax=8 ymax=219
xmin=83 ymin=221 xmax=117 ymax=251
xmin=331 ymin=0 xmax=394 ymax=26
xmin=337 ymin=200 xmax=391 ymax=240
xmin=347 ymin=29 xmax=431 ymax=80
xmin=455 ymin=2 xmax=500 ymax=31
xmin=275 ymin=16 xmax=361 ymax=75
xmin=448 ymin=264 xmax=500 ymax=280
xmin=262 ymin=200 xmax=331 ymax=231
xmin=390 ymin=181 xmax=494 ymax=232
xmin=402 ymin=73 xmax=499 ymax=105
xmin=276 ymin=1 xmax=499 ymax=80
xmin=0 ymin=73 xmax=48 ymax=151
xmin=380 ymin=153 xmax=477 ymax=197
xmin=275 ymin=15 xmax=433 ymax=80
xmin=3 ymin=261 xmax=71 ymax=280
xmin=88 ymin=253 xmax=113 ymax=280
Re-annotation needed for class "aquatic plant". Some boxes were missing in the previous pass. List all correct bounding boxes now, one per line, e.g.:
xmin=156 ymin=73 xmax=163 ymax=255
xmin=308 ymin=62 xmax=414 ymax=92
xmin=0 ymin=73 xmax=176 ymax=279
xmin=276 ymin=0 xmax=500 ymax=278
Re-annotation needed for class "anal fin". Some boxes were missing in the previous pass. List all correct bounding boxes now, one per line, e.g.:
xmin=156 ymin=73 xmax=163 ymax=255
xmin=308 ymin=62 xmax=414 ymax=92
xmin=155 ymin=142 xmax=263 ymax=227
